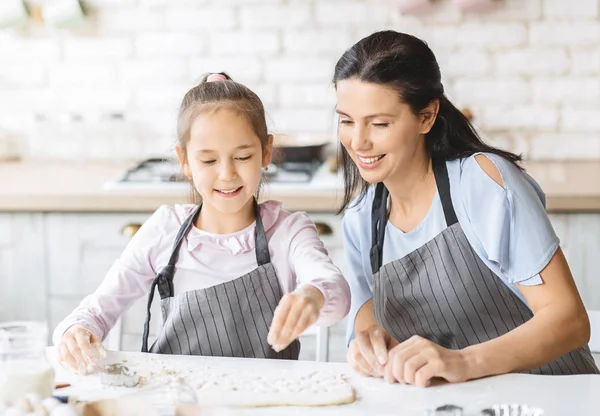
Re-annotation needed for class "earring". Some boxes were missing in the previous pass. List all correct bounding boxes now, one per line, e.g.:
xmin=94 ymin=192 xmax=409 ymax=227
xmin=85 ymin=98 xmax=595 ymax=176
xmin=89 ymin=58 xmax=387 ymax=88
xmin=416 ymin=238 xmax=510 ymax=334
xmin=263 ymin=165 xmax=269 ymax=172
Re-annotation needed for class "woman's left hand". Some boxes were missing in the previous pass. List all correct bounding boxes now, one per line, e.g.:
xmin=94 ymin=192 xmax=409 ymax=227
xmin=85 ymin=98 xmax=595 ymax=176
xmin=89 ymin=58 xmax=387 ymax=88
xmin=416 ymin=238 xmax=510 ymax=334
xmin=384 ymin=335 xmax=473 ymax=387
xmin=267 ymin=285 xmax=325 ymax=352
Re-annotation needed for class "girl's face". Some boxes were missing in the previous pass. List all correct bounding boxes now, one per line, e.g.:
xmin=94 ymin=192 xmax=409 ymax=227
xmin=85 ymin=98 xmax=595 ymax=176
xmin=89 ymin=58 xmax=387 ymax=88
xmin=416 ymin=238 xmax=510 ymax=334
xmin=335 ymin=78 xmax=437 ymax=184
xmin=176 ymin=108 xmax=273 ymax=215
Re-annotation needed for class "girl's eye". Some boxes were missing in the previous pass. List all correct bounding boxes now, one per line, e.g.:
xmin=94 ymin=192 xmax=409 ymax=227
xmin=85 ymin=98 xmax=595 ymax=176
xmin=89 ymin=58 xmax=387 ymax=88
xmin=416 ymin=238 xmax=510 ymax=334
xmin=372 ymin=123 xmax=389 ymax=128
xmin=236 ymin=155 xmax=252 ymax=161
xmin=201 ymin=160 xmax=216 ymax=165
xmin=339 ymin=119 xmax=353 ymax=125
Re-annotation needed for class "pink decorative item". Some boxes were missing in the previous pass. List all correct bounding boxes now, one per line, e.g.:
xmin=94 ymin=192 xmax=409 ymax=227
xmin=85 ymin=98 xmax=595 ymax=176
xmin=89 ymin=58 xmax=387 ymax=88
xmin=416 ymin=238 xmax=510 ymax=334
xmin=397 ymin=0 xmax=431 ymax=15
xmin=206 ymin=73 xmax=227 ymax=82
xmin=452 ymin=0 xmax=496 ymax=13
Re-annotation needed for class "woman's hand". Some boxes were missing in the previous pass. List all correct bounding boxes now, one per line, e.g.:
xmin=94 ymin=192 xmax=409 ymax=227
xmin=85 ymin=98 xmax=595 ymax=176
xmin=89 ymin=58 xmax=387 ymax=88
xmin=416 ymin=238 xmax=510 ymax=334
xmin=57 ymin=325 xmax=106 ymax=374
xmin=267 ymin=285 xmax=325 ymax=352
xmin=384 ymin=335 xmax=472 ymax=387
xmin=347 ymin=325 xmax=398 ymax=377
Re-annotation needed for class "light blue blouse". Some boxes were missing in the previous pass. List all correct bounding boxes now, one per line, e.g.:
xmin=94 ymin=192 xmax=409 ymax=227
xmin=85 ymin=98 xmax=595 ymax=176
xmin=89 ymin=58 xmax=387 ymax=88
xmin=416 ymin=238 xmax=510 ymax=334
xmin=343 ymin=153 xmax=560 ymax=343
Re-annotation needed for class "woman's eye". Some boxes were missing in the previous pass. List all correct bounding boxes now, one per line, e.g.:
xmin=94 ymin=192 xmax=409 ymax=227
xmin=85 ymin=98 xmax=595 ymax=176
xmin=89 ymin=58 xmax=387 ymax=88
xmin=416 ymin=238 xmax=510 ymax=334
xmin=372 ymin=123 xmax=389 ymax=128
xmin=201 ymin=160 xmax=216 ymax=165
xmin=236 ymin=155 xmax=252 ymax=161
xmin=340 ymin=119 xmax=354 ymax=125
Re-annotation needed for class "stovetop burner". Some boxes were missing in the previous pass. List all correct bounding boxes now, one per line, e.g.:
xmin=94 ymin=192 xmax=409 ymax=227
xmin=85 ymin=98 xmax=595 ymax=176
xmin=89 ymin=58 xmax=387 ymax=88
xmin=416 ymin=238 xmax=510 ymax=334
xmin=119 ymin=158 xmax=321 ymax=185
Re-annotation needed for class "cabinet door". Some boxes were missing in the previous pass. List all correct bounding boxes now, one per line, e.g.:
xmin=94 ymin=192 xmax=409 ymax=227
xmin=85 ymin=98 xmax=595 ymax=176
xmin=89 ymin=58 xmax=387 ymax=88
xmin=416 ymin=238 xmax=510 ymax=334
xmin=0 ymin=213 xmax=46 ymax=322
xmin=549 ymin=213 xmax=600 ymax=353
xmin=45 ymin=213 xmax=151 ymax=297
xmin=305 ymin=212 xmax=348 ymax=274
xmin=45 ymin=212 xmax=152 ymax=347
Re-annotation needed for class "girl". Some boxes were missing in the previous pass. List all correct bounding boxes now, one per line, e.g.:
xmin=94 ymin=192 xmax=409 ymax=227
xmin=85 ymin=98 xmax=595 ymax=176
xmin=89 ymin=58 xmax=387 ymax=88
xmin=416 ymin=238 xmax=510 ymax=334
xmin=54 ymin=73 xmax=350 ymax=373
xmin=334 ymin=31 xmax=599 ymax=386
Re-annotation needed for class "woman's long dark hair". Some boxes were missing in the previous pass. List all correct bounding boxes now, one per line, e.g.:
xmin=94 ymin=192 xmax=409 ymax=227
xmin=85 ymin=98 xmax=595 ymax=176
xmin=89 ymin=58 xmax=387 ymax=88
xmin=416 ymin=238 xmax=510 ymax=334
xmin=333 ymin=30 xmax=522 ymax=212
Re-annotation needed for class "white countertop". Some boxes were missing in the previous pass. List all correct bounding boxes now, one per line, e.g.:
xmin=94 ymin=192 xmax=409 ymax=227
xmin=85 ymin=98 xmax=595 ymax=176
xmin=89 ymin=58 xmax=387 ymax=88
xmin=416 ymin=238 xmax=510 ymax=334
xmin=3 ymin=159 xmax=600 ymax=212
xmin=47 ymin=348 xmax=600 ymax=415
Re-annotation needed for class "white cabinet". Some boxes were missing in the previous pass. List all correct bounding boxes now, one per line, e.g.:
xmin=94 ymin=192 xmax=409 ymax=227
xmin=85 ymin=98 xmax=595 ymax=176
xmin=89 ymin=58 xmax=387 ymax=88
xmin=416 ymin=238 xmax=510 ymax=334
xmin=0 ymin=213 xmax=47 ymax=323
xmin=44 ymin=212 xmax=152 ymax=348
xmin=549 ymin=214 xmax=600 ymax=353
xmin=307 ymin=212 xmax=348 ymax=276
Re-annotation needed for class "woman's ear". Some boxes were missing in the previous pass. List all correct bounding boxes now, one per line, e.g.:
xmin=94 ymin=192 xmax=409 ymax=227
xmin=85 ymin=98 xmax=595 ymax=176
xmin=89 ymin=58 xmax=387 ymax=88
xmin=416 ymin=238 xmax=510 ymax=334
xmin=420 ymin=99 xmax=440 ymax=135
xmin=176 ymin=145 xmax=193 ymax=179
xmin=262 ymin=135 xmax=274 ymax=168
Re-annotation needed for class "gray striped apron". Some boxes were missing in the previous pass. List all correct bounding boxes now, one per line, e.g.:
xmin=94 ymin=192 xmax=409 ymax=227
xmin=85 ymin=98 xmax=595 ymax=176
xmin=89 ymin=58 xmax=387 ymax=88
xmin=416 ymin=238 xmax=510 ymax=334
xmin=370 ymin=158 xmax=599 ymax=375
xmin=141 ymin=200 xmax=300 ymax=360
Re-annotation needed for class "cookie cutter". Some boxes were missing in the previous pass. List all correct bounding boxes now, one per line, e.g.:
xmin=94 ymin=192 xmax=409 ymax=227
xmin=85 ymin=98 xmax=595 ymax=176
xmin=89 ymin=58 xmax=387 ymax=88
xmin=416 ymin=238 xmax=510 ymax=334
xmin=480 ymin=404 xmax=544 ymax=416
xmin=100 ymin=363 xmax=140 ymax=387
xmin=427 ymin=403 xmax=544 ymax=416
xmin=428 ymin=404 xmax=464 ymax=415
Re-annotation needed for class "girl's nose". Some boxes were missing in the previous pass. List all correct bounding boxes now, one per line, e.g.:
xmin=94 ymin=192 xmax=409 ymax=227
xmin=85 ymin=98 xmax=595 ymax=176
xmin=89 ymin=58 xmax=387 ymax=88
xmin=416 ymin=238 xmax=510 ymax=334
xmin=218 ymin=162 xmax=237 ymax=181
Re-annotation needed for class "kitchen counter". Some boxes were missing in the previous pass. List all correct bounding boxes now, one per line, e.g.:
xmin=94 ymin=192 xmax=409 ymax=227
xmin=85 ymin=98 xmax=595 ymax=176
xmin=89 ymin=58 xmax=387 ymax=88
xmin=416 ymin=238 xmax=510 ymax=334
xmin=0 ymin=160 xmax=344 ymax=212
xmin=47 ymin=348 xmax=600 ymax=416
xmin=2 ymin=160 xmax=600 ymax=212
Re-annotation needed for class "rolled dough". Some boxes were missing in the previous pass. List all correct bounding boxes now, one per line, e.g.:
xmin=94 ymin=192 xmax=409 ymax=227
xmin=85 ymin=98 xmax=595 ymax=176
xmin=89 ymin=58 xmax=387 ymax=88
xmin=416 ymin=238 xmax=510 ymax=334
xmin=192 ymin=369 xmax=355 ymax=408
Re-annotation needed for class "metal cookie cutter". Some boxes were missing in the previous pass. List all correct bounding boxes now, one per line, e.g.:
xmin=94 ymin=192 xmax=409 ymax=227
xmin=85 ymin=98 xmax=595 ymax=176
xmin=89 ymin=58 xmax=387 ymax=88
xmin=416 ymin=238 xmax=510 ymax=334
xmin=480 ymin=404 xmax=545 ymax=416
xmin=428 ymin=404 xmax=464 ymax=416
xmin=100 ymin=363 xmax=140 ymax=387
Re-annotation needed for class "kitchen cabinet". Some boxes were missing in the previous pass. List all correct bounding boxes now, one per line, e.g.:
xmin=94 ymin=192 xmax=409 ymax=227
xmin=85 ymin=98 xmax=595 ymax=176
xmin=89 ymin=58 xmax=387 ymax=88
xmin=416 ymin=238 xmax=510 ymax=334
xmin=549 ymin=214 xmax=600 ymax=311
xmin=0 ymin=213 xmax=47 ymax=323
xmin=44 ymin=212 xmax=153 ymax=350
xmin=549 ymin=214 xmax=600 ymax=353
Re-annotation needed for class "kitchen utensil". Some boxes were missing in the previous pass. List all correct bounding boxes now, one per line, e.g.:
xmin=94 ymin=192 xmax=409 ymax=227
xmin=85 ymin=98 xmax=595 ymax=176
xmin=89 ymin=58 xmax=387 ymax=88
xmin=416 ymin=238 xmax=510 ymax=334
xmin=100 ymin=364 xmax=139 ymax=388
xmin=480 ymin=404 xmax=544 ymax=416
xmin=273 ymin=134 xmax=331 ymax=164
xmin=429 ymin=404 xmax=464 ymax=415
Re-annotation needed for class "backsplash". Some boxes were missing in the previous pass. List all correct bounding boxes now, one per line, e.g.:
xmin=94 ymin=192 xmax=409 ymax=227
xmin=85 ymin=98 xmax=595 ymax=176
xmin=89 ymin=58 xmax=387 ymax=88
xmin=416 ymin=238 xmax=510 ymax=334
xmin=0 ymin=0 xmax=599 ymax=161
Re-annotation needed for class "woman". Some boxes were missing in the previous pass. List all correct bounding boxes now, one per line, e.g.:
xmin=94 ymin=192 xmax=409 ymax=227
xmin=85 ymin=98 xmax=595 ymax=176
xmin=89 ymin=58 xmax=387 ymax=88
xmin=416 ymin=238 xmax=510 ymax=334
xmin=334 ymin=30 xmax=599 ymax=387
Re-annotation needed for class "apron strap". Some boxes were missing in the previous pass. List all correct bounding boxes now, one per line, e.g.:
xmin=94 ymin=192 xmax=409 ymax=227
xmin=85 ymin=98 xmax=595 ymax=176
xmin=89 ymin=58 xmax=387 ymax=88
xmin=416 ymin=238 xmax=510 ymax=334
xmin=368 ymin=157 xmax=457 ymax=274
xmin=141 ymin=204 xmax=201 ymax=353
xmin=369 ymin=182 xmax=389 ymax=274
xmin=432 ymin=157 xmax=458 ymax=227
xmin=254 ymin=199 xmax=271 ymax=266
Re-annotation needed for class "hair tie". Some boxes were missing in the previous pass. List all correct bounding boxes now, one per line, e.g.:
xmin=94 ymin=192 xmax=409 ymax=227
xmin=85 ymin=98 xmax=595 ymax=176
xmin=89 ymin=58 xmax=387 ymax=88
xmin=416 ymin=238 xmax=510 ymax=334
xmin=207 ymin=73 xmax=227 ymax=83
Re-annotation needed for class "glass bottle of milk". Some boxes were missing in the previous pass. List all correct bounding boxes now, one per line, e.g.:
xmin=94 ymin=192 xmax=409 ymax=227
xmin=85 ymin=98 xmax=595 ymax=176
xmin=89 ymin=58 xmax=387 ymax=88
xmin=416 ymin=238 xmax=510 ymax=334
xmin=0 ymin=321 xmax=55 ymax=405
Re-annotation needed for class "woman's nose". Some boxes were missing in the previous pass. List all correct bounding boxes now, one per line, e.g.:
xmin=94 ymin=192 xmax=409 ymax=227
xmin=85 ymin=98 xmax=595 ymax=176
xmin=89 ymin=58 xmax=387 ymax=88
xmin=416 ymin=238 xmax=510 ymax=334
xmin=351 ymin=127 xmax=369 ymax=151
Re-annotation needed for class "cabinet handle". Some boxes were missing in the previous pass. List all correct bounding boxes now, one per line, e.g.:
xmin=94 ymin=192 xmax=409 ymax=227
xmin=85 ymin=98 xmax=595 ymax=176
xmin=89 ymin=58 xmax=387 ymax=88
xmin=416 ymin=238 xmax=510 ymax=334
xmin=121 ymin=223 xmax=142 ymax=237
xmin=314 ymin=222 xmax=333 ymax=236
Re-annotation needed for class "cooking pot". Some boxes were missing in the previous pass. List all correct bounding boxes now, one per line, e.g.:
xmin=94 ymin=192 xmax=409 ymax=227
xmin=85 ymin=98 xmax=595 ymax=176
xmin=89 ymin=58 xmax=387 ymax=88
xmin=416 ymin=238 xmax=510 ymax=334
xmin=272 ymin=134 xmax=332 ymax=164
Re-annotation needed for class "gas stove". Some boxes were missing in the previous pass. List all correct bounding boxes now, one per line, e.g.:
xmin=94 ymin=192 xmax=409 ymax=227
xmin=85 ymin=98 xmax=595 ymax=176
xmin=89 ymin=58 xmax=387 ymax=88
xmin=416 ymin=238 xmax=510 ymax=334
xmin=105 ymin=158 xmax=327 ymax=190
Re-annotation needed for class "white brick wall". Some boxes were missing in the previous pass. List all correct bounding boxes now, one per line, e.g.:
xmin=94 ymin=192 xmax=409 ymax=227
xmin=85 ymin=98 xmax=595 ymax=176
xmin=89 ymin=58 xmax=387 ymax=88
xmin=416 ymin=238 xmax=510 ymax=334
xmin=543 ymin=0 xmax=599 ymax=19
xmin=0 ymin=0 xmax=598 ymax=161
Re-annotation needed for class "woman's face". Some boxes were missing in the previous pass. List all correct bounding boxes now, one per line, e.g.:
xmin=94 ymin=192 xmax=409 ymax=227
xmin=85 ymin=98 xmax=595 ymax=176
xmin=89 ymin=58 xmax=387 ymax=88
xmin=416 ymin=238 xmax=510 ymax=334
xmin=335 ymin=78 xmax=435 ymax=184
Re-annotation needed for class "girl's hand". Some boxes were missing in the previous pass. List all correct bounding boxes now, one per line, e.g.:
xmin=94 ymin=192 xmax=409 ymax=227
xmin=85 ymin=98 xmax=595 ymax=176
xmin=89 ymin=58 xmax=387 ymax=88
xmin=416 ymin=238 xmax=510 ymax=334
xmin=384 ymin=335 xmax=472 ymax=387
xmin=347 ymin=325 xmax=398 ymax=377
xmin=57 ymin=325 xmax=106 ymax=374
xmin=267 ymin=285 xmax=325 ymax=352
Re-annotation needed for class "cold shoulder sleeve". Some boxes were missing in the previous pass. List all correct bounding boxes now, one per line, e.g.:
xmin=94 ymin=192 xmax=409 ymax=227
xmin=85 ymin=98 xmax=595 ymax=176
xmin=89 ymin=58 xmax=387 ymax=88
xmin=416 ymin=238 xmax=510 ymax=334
xmin=459 ymin=153 xmax=560 ymax=286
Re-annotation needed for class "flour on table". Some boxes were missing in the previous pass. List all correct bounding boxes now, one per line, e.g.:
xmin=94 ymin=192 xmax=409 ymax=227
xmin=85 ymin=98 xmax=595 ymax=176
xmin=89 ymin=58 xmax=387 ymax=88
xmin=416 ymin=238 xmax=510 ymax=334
xmin=191 ymin=369 xmax=355 ymax=407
